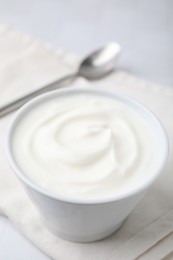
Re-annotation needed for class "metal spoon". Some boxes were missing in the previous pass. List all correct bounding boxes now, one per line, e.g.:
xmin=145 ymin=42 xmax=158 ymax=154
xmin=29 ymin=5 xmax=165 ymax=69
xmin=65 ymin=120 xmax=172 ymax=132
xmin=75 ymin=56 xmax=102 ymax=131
xmin=0 ymin=42 xmax=121 ymax=118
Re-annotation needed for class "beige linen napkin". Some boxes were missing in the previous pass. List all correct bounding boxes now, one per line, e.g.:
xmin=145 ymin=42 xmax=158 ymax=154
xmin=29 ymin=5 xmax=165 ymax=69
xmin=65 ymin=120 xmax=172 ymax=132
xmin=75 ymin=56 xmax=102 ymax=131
xmin=0 ymin=24 xmax=173 ymax=260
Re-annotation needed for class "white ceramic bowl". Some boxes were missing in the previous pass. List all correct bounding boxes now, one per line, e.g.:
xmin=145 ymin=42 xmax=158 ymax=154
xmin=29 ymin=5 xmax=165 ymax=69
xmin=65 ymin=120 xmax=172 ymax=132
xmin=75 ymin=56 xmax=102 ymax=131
xmin=6 ymin=87 xmax=168 ymax=243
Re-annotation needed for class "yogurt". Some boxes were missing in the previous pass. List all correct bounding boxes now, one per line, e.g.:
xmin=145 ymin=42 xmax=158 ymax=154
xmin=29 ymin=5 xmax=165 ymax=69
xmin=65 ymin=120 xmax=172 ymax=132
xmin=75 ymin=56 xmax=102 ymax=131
xmin=12 ymin=91 xmax=155 ymax=198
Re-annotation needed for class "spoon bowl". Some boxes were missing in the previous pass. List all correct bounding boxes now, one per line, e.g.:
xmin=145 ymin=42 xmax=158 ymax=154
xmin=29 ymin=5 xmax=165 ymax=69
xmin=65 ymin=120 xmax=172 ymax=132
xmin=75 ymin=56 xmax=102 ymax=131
xmin=78 ymin=42 xmax=121 ymax=79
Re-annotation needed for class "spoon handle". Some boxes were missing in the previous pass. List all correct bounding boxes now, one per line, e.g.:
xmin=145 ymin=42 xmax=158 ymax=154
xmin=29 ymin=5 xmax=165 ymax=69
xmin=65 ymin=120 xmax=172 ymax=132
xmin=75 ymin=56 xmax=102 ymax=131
xmin=0 ymin=73 xmax=76 ymax=118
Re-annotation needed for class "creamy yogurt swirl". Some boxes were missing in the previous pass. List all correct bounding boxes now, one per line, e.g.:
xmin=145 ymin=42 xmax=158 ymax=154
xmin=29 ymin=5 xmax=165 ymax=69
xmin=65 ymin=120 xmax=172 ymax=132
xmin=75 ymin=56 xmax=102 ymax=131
xmin=12 ymin=92 xmax=155 ymax=198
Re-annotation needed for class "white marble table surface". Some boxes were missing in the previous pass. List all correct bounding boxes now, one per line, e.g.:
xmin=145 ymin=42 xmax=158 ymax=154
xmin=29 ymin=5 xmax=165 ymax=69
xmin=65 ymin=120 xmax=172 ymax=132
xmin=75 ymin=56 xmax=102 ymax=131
xmin=0 ymin=0 xmax=172 ymax=259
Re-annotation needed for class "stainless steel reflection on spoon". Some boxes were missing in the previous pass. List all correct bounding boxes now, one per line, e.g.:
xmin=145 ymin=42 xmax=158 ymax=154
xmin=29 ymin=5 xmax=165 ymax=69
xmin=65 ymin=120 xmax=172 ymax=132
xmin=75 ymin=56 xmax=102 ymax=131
xmin=0 ymin=42 xmax=121 ymax=118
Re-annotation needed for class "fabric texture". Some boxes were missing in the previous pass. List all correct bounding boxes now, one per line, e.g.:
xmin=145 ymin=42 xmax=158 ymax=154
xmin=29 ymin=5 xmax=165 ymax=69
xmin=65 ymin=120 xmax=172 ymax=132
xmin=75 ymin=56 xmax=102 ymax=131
xmin=0 ymin=24 xmax=173 ymax=260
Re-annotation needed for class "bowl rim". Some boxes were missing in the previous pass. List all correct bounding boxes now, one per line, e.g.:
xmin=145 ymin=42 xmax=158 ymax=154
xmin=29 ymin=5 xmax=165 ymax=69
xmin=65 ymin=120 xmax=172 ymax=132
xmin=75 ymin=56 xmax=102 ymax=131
xmin=5 ymin=86 xmax=169 ymax=204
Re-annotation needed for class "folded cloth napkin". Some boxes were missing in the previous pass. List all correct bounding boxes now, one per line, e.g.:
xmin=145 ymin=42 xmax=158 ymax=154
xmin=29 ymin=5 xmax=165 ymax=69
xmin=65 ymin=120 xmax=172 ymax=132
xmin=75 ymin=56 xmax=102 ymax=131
xmin=0 ymin=24 xmax=173 ymax=260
